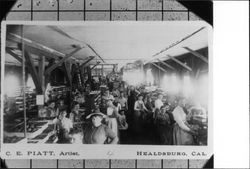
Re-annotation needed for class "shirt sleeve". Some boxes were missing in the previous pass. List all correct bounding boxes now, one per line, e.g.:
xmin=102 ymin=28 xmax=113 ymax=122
xmin=134 ymin=101 xmax=139 ymax=110
xmin=104 ymin=126 xmax=116 ymax=139
xmin=172 ymin=107 xmax=190 ymax=131
xmin=155 ymin=100 xmax=160 ymax=109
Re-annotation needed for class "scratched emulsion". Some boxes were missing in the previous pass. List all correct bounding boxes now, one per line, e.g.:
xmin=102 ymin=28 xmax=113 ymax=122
xmin=3 ymin=0 xmax=206 ymax=168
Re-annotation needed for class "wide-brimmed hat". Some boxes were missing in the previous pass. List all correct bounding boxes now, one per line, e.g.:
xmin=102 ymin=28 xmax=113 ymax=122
xmin=86 ymin=109 xmax=106 ymax=119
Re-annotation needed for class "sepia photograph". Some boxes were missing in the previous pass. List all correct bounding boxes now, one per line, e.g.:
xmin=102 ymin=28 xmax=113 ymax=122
xmin=1 ymin=21 xmax=212 ymax=159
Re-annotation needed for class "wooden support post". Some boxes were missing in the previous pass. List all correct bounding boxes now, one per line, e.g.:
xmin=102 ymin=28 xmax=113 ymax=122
xmin=183 ymin=47 xmax=208 ymax=63
xmin=195 ymin=69 xmax=200 ymax=79
xmin=7 ymin=48 xmax=43 ymax=94
xmin=151 ymin=62 xmax=168 ymax=73
xmin=87 ymin=66 xmax=92 ymax=83
xmin=24 ymin=51 xmax=43 ymax=94
xmin=157 ymin=59 xmax=176 ymax=71
xmin=167 ymin=55 xmax=192 ymax=71
xmin=38 ymin=56 xmax=45 ymax=94
xmin=21 ymin=26 xmax=27 ymax=138
xmin=45 ymin=47 xmax=82 ymax=75
xmin=64 ymin=60 xmax=72 ymax=87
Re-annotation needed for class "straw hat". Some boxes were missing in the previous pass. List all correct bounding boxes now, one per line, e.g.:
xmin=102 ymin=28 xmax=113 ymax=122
xmin=86 ymin=109 xmax=106 ymax=119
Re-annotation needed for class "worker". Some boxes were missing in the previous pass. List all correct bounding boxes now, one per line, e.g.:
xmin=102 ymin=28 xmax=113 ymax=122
xmin=172 ymin=97 xmax=197 ymax=145
xmin=134 ymin=94 xmax=148 ymax=133
xmin=83 ymin=110 xmax=118 ymax=144
xmin=53 ymin=110 xmax=73 ymax=144
xmin=154 ymin=94 xmax=164 ymax=110
xmin=106 ymin=100 xmax=120 ymax=140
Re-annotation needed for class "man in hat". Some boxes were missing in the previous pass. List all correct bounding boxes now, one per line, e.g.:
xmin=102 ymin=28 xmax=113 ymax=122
xmin=83 ymin=109 xmax=119 ymax=144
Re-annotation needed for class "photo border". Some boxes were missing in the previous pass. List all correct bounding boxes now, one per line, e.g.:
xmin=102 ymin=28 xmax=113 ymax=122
xmin=1 ymin=21 xmax=213 ymax=160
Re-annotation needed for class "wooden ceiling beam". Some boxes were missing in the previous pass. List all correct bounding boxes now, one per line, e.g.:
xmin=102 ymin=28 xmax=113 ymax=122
xmin=183 ymin=47 xmax=208 ymax=63
xmin=5 ymin=47 xmax=22 ymax=63
xmin=167 ymin=55 xmax=192 ymax=71
xmin=157 ymin=59 xmax=176 ymax=71
xmin=45 ymin=47 xmax=83 ymax=75
xmin=86 ymin=44 xmax=105 ymax=63
xmin=80 ymin=56 xmax=95 ymax=68
xmin=151 ymin=62 xmax=168 ymax=73
xmin=7 ymin=33 xmax=65 ymax=59
xmin=90 ymin=62 xmax=101 ymax=70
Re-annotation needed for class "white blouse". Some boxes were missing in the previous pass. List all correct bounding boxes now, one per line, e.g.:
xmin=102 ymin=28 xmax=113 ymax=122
xmin=172 ymin=106 xmax=190 ymax=131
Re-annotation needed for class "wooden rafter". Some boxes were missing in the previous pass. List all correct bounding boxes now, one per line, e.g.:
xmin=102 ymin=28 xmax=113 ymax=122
xmin=152 ymin=27 xmax=205 ymax=57
xmin=24 ymin=45 xmax=61 ymax=60
xmin=86 ymin=44 xmax=105 ymax=63
xmin=90 ymin=62 xmax=101 ymax=70
xmin=80 ymin=56 xmax=95 ymax=68
xmin=183 ymin=47 xmax=208 ymax=63
xmin=167 ymin=55 xmax=192 ymax=71
xmin=5 ymin=47 xmax=22 ymax=63
xmin=151 ymin=62 xmax=168 ymax=73
xmin=45 ymin=47 xmax=82 ymax=75
xmin=157 ymin=59 xmax=176 ymax=71
xmin=7 ymin=33 xmax=65 ymax=59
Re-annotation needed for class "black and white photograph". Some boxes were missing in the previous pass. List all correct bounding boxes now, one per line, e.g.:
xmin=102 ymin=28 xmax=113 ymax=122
xmin=1 ymin=21 xmax=212 ymax=159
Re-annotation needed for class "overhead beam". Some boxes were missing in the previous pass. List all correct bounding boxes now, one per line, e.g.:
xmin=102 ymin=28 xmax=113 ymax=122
xmin=14 ymin=44 xmax=78 ymax=65
xmin=5 ymin=47 xmax=22 ymax=63
xmin=90 ymin=62 xmax=101 ymax=70
xmin=157 ymin=59 xmax=176 ymax=71
xmin=80 ymin=56 xmax=95 ymax=68
xmin=24 ymin=51 xmax=43 ymax=94
xmin=98 ymin=63 xmax=118 ymax=66
xmin=151 ymin=62 xmax=168 ymax=73
xmin=167 ymin=55 xmax=192 ymax=71
xmin=153 ymin=27 xmax=205 ymax=57
xmin=183 ymin=47 xmax=208 ymax=63
xmin=7 ymin=33 xmax=65 ymax=59
xmin=86 ymin=44 xmax=105 ymax=63
xmin=24 ymin=45 xmax=61 ymax=60
xmin=45 ymin=47 xmax=82 ymax=75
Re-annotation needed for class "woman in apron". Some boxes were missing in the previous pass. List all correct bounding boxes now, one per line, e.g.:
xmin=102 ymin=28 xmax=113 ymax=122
xmin=134 ymin=94 xmax=148 ymax=133
xmin=106 ymin=100 xmax=119 ymax=141
xmin=172 ymin=98 xmax=197 ymax=145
